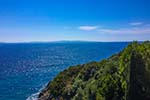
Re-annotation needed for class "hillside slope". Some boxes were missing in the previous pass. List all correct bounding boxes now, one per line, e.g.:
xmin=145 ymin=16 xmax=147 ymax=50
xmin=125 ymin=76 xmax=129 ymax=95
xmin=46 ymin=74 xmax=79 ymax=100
xmin=38 ymin=41 xmax=150 ymax=100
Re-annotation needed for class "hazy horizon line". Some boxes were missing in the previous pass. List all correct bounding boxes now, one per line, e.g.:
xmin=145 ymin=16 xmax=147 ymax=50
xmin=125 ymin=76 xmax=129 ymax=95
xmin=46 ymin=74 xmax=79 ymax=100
xmin=0 ymin=40 xmax=147 ymax=44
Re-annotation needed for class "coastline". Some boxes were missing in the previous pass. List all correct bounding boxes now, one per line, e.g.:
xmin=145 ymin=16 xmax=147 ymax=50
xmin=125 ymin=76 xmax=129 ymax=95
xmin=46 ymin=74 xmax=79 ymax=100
xmin=38 ymin=41 xmax=150 ymax=100
xmin=26 ymin=83 xmax=48 ymax=100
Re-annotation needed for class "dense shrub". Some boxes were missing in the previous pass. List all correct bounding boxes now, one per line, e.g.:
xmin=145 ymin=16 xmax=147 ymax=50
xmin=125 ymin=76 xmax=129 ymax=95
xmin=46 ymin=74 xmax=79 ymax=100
xmin=39 ymin=41 xmax=150 ymax=100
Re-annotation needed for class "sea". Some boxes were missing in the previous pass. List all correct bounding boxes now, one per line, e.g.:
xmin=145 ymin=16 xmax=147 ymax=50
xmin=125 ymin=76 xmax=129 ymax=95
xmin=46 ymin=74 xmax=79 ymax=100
xmin=0 ymin=41 xmax=129 ymax=100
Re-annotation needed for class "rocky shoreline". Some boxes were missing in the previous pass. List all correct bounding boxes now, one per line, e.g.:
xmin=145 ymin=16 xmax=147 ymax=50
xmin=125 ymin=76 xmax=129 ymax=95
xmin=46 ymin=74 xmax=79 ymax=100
xmin=38 ymin=41 xmax=150 ymax=100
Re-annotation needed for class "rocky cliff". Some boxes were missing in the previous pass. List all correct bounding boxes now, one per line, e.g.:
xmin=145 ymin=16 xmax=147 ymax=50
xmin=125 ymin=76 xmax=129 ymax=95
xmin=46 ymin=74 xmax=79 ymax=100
xmin=38 ymin=41 xmax=150 ymax=100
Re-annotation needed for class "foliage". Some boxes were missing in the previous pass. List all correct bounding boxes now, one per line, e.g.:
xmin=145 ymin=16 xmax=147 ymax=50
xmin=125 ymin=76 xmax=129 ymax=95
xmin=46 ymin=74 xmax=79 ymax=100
xmin=39 ymin=41 xmax=150 ymax=100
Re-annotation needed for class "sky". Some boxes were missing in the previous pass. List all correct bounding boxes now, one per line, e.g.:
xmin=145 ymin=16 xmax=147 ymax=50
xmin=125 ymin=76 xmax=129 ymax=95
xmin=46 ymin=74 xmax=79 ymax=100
xmin=0 ymin=0 xmax=150 ymax=42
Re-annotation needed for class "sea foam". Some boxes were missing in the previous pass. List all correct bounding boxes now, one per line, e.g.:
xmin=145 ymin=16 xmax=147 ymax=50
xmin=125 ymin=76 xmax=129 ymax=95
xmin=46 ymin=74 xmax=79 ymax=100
xmin=26 ymin=83 xmax=48 ymax=100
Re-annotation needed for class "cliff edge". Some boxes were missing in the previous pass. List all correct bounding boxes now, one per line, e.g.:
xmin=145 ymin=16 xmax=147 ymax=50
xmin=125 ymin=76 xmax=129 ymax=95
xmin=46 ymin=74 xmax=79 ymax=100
xmin=38 ymin=41 xmax=150 ymax=100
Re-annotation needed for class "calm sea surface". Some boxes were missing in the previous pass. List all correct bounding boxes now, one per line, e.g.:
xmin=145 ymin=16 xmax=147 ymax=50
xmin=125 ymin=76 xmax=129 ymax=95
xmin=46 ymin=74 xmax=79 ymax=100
xmin=0 ymin=42 xmax=129 ymax=100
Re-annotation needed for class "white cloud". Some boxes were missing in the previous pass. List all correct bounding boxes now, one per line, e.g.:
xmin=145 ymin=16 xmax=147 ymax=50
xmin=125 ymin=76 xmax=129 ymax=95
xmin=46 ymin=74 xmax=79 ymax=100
xmin=129 ymin=22 xmax=143 ymax=26
xmin=98 ymin=27 xmax=150 ymax=34
xmin=79 ymin=26 xmax=98 ymax=31
xmin=78 ymin=23 xmax=150 ymax=35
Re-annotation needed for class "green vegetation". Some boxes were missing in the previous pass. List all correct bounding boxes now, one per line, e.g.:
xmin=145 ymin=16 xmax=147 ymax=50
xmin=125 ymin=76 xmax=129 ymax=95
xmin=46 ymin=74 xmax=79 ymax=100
xmin=38 ymin=41 xmax=150 ymax=100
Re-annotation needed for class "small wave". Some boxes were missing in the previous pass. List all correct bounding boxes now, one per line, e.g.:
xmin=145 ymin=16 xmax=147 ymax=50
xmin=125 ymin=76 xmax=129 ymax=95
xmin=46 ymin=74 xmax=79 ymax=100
xmin=26 ymin=92 xmax=39 ymax=100
xmin=26 ymin=83 xmax=48 ymax=100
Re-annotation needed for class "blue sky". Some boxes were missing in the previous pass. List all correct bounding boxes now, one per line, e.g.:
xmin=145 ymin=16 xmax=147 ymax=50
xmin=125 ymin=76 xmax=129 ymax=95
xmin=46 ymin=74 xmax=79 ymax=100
xmin=0 ymin=0 xmax=150 ymax=42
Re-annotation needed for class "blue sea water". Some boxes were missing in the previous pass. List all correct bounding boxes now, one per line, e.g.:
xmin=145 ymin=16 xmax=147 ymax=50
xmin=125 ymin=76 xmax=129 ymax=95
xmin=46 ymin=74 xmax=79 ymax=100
xmin=0 ymin=42 xmax=129 ymax=100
